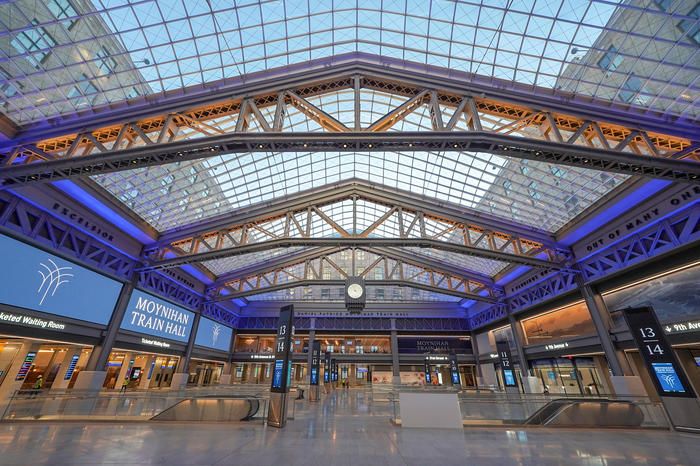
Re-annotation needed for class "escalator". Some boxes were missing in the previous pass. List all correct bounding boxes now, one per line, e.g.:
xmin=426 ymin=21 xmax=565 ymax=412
xmin=151 ymin=395 xmax=261 ymax=422
xmin=524 ymin=398 xmax=644 ymax=427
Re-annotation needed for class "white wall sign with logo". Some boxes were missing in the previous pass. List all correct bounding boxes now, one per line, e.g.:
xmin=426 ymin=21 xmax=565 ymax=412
xmin=141 ymin=337 xmax=171 ymax=349
xmin=120 ymin=290 xmax=194 ymax=343
xmin=544 ymin=342 xmax=570 ymax=352
xmin=0 ymin=234 xmax=123 ymax=325
xmin=194 ymin=316 xmax=233 ymax=352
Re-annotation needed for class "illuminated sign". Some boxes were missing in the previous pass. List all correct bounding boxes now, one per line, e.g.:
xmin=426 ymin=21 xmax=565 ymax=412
xmin=496 ymin=341 xmax=517 ymax=387
xmin=121 ymin=290 xmax=194 ymax=343
xmin=141 ymin=337 xmax=171 ymax=349
xmin=449 ymin=355 xmax=460 ymax=386
xmin=250 ymin=354 xmax=275 ymax=360
xmin=425 ymin=355 xmax=449 ymax=361
xmin=544 ymin=342 xmax=570 ymax=351
xmin=0 ymin=234 xmax=122 ymax=325
xmin=15 ymin=352 xmax=36 ymax=381
xmin=324 ymin=351 xmax=331 ymax=383
xmin=0 ymin=311 xmax=68 ymax=331
xmin=310 ymin=341 xmax=321 ymax=386
xmin=270 ymin=305 xmax=294 ymax=394
xmin=195 ymin=317 xmax=233 ymax=352
xmin=63 ymin=355 xmax=80 ymax=380
xmin=622 ymin=306 xmax=694 ymax=398
xmin=663 ymin=320 xmax=700 ymax=335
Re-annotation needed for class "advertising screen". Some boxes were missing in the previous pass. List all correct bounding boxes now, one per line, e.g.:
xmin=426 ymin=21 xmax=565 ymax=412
xmin=120 ymin=290 xmax=194 ymax=343
xmin=0 ymin=234 xmax=123 ymax=325
xmin=272 ymin=360 xmax=284 ymax=389
xmin=194 ymin=317 xmax=233 ymax=352
xmin=504 ymin=370 xmax=516 ymax=387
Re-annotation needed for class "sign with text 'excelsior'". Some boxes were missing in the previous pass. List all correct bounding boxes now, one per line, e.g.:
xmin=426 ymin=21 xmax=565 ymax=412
xmin=0 ymin=234 xmax=122 ymax=325
xmin=120 ymin=290 xmax=194 ymax=343
xmin=195 ymin=316 xmax=233 ymax=352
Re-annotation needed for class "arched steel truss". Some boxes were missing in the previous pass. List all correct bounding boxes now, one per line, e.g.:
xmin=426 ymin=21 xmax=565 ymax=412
xmin=1 ymin=63 xmax=698 ymax=188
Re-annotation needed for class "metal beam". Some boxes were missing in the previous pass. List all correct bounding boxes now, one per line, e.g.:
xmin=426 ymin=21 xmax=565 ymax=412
xmin=209 ymin=279 xmax=498 ymax=303
xmin=143 ymin=237 xmax=562 ymax=270
xmin=2 ymin=131 xmax=697 ymax=189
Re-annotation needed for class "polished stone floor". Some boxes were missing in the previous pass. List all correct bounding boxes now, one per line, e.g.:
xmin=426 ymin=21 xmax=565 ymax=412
xmin=0 ymin=389 xmax=698 ymax=465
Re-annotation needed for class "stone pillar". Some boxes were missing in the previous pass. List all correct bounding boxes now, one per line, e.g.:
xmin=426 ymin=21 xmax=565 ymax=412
xmin=306 ymin=328 xmax=316 ymax=385
xmin=74 ymin=278 xmax=136 ymax=390
xmin=578 ymin=280 xmax=644 ymax=396
xmin=139 ymin=356 xmax=156 ymax=389
xmin=114 ymin=352 xmax=133 ymax=389
xmin=171 ymin=311 xmax=201 ymax=390
xmin=219 ymin=330 xmax=236 ymax=385
xmin=51 ymin=347 xmax=83 ymax=390
xmin=390 ymin=324 xmax=400 ymax=385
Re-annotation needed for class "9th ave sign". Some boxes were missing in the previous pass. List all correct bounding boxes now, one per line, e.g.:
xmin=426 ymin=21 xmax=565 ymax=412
xmin=663 ymin=320 xmax=700 ymax=335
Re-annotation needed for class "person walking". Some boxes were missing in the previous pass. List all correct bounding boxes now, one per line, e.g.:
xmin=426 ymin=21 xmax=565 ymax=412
xmin=120 ymin=377 xmax=129 ymax=393
xmin=30 ymin=375 xmax=43 ymax=398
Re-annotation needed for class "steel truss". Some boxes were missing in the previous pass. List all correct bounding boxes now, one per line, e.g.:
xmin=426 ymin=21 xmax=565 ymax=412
xmin=206 ymin=246 xmax=502 ymax=303
xmin=1 ymin=70 xmax=698 ymax=187
xmin=141 ymin=187 xmax=570 ymax=281
xmin=235 ymin=315 xmax=468 ymax=331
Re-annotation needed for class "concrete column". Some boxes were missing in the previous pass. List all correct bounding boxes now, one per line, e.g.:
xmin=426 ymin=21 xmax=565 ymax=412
xmin=74 ymin=278 xmax=136 ymax=390
xmin=114 ymin=352 xmax=133 ymax=390
xmin=171 ymin=311 xmax=201 ymax=390
xmin=390 ymin=325 xmax=400 ymax=385
xmin=139 ymin=356 xmax=156 ymax=389
xmin=306 ymin=329 xmax=316 ymax=385
xmin=219 ymin=330 xmax=236 ymax=385
xmin=51 ymin=347 xmax=83 ymax=390
xmin=508 ymin=314 xmax=530 ymax=375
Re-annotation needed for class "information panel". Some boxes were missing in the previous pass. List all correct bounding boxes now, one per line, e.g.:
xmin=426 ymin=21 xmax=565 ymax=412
xmin=331 ymin=359 xmax=338 ymax=382
xmin=310 ymin=341 xmax=321 ymax=385
xmin=424 ymin=360 xmax=432 ymax=385
xmin=194 ymin=316 xmax=233 ymax=352
xmin=0 ymin=234 xmax=122 ymax=325
xmin=270 ymin=305 xmax=294 ymax=394
xmin=622 ymin=306 xmax=694 ymax=398
xmin=15 ymin=352 xmax=36 ymax=381
xmin=324 ymin=351 xmax=331 ymax=383
xmin=449 ymin=354 xmax=460 ymax=385
xmin=120 ymin=290 xmax=195 ymax=343
xmin=63 ymin=354 xmax=80 ymax=380
xmin=496 ymin=340 xmax=517 ymax=387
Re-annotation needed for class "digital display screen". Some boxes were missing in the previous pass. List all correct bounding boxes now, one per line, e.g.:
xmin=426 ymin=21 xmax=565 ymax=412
xmin=131 ymin=368 xmax=142 ymax=380
xmin=694 ymin=356 xmax=700 ymax=367
xmin=272 ymin=360 xmax=284 ymax=389
xmin=0 ymin=234 xmax=122 ymax=325
xmin=121 ymin=290 xmax=194 ymax=343
xmin=652 ymin=363 xmax=686 ymax=394
xmin=194 ymin=317 xmax=233 ymax=352
xmin=15 ymin=352 xmax=36 ymax=381
xmin=504 ymin=370 xmax=516 ymax=387
xmin=63 ymin=354 xmax=80 ymax=380
xmin=311 ymin=368 xmax=318 ymax=385
xmin=451 ymin=372 xmax=459 ymax=384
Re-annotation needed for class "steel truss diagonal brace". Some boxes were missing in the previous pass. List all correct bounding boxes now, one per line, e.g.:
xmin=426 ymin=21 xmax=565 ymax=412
xmin=206 ymin=247 xmax=501 ymax=303
xmin=1 ymin=131 xmax=698 ymax=189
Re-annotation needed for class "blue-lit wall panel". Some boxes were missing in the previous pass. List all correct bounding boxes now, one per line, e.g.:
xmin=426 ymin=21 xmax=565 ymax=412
xmin=0 ymin=234 xmax=123 ymax=325
xmin=120 ymin=289 xmax=194 ymax=342
xmin=195 ymin=316 xmax=233 ymax=352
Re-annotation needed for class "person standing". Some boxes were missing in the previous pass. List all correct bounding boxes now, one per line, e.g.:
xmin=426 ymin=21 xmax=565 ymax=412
xmin=120 ymin=377 xmax=129 ymax=393
xmin=30 ymin=375 xmax=43 ymax=398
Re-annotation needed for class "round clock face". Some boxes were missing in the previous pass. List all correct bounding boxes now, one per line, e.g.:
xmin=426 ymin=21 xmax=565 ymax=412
xmin=347 ymin=283 xmax=364 ymax=299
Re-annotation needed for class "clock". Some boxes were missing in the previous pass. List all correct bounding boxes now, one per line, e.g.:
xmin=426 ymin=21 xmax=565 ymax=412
xmin=344 ymin=277 xmax=366 ymax=313
xmin=347 ymin=283 xmax=364 ymax=299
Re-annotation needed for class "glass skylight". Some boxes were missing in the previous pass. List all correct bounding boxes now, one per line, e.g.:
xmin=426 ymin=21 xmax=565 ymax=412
xmin=1 ymin=0 xmax=697 ymax=123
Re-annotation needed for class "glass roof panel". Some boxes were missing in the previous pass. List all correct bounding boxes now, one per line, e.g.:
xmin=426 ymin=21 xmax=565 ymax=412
xmin=1 ymin=0 xmax=698 ymax=124
xmin=93 ymin=149 xmax=626 ymax=233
